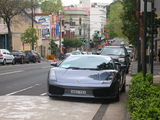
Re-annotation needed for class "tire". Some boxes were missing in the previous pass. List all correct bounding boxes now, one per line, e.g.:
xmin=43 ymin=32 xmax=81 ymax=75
xmin=121 ymin=83 xmax=126 ymax=92
xmin=20 ymin=58 xmax=24 ymax=64
xmin=114 ymin=83 xmax=120 ymax=102
xmin=114 ymin=90 xmax=120 ymax=102
xmin=12 ymin=59 xmax=15 ymax=65
xmin=121 ymin=75 xmax=126 ymax=93
xmin=2 ymin=59 xmax=6 ymax=65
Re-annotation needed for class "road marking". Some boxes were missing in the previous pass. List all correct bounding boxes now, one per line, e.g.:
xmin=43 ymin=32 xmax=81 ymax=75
xmin=40 ymin=93 xmax=47 ymax=96
xmin=5 ymin=84 xmax=40 ymax=96
xmin=0 ymin=70 xmax=23 ymax=76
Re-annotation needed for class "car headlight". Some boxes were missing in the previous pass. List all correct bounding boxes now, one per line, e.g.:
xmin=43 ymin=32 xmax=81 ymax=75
xmin=118 ymin=58 xmax=125 ymax=62
xmin=101 ymin=73 xmax=115 ymax=84
xmin=49 ymin=70 xmax=57 ymax=82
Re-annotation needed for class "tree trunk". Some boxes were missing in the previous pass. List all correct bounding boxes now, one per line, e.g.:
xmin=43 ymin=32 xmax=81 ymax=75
xmin=6 ymin=21 xmax=12 ymax=51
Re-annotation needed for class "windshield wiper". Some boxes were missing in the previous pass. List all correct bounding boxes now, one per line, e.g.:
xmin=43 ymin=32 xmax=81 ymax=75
xmin=66 ymin=67 xmax=81 ymax=69
xmin=105 ymin=54 xmax=117 ymax=55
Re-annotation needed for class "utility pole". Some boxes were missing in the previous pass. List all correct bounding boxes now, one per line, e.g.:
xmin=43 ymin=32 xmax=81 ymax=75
xmin=150 ymin=0 xmax=154 ymax=74
xmin=59 ymin=11 xmax=62 ymax=54
xmin=142 ymin=0 xmax=147 ymax=76
xmin=31 ymin=0 xmax=34 ymax=50
xmin=137 ymin=0 xmax=142 ymax=72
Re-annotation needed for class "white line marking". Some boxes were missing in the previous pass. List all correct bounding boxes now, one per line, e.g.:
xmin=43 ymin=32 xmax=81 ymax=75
xmin=0 ymin=70 xmax=23 ymax=76
xmin=41 ymin=66 xmax=51 ymax=69
xmin=5 ymin=84 xmax=40 ymax=96
xmin=40 ymin=93 xmax=47 ymax=96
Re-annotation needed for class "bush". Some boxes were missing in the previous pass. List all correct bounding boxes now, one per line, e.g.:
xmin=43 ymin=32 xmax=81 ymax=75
xmin=128 ymin=73 xmax=160 ymax=120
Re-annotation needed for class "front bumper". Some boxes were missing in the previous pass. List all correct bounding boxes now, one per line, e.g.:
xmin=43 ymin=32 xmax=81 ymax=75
xmin=48 ymin=81 xmax=119 ymax=99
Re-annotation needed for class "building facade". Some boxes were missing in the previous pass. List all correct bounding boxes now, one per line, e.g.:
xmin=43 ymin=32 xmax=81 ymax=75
xmin=0 ymin=13 xmax=42 ymax=54
xmin=0 ymin=19 xmax=8 ymax=49
xmin=90 ymin=3 xmax=107 ymax=39
xmin=64 ymin=7 xmax=90 ymax=42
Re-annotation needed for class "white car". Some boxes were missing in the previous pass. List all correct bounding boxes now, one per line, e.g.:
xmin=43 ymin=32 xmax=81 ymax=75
xmin=0 ymin=49 xmax=15 ymax=65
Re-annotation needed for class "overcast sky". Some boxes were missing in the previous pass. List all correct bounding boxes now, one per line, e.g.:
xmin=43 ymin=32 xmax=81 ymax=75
xmin=62 ymin=0 xmax=113 ymax=6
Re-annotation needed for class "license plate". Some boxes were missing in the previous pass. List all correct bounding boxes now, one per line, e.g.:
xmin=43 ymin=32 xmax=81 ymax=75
xmin=70 ymin=90 xmax=86 ymax=95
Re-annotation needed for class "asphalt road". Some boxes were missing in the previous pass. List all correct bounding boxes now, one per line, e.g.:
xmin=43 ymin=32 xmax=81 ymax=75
xmin=0 ymin=62 xmax=51 ymax=96
xmin=0 ymin=62 xmax=130 ymax=120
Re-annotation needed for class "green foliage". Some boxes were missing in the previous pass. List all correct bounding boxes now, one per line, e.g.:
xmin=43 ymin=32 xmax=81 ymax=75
xmin=121 ymin=0 xmax=138 ymax=46
xmin=41 ymin=0 xmax=63 ymax=14
xmin=106 ymin=1 xmax=125 ymax=39
xmin=93 ymin=31 xmax=100 ymax=41
xmin=105 ymin=24 xmax=117 ymax=39
xmin=21 ymin=27 xmax=38 ymax=45
xmin=62 ymin=37 xmax=82 ymax=49
xmin=128 ymin=73 xmax=160 ymax=120
xmin=49 ymin=40 xmax=58 ymax=52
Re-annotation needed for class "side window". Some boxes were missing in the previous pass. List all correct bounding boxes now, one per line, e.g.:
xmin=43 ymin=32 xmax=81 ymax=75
xmin=3 ymin=52 xmax=6 ymax=54
xmin=6 ymin=50 xmax=10 ymax=55
xmin=3 ymin=50 xmax=7 ymax=54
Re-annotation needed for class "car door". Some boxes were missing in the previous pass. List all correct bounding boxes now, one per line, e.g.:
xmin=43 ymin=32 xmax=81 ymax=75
xmin=6 ymin=50 xmax=13 ymax=63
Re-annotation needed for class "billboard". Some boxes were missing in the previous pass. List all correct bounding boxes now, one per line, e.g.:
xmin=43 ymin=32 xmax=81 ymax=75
xmin=35 ymin=16 xmax=51 ymax=39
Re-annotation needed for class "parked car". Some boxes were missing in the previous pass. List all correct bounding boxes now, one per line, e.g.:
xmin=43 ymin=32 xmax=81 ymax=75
xmin=126 ymin=47 xmax=133 ymax=60
xmin=64 ymin=50 xmax=82 ymax=58
xmin=100 ymin=46 xmax=130 ymax=73
xmin=11 ymin=50 xmax=29 ymax=64
xmin=48 ymin=55 xmax=126 ymax=101
xmin=24 ymin=50 xmax=41 ymax=63
xmin=0 ymin=49 xmax=15 ymax=65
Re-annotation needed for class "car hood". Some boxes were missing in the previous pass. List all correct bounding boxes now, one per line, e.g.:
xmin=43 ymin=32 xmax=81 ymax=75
xmin=50 ymin=68 xmax=116 ymax=84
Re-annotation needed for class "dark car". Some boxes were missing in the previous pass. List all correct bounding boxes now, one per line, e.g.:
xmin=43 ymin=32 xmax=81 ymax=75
xmin=11 ymin=50 xmax=29 ymax=64
xmin=24 ymin=50 xmax=41 ymax=63
xmin=48 ymin=55 xmax=126 ymax=101
xmin=100 ymin=46 xmax=130 ymax=73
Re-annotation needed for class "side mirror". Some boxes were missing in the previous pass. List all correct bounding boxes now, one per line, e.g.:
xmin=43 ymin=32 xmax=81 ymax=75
xmin=120 ymin=64 xmax=126 ymax=69
xmin=50 ymin=60 xmax=58 ymax=67
xmin=115 ymin=62 xmax=121 ymax=66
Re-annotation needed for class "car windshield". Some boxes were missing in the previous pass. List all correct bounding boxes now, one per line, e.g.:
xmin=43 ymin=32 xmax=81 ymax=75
xmin=71 ymin=51 xmax=81 ymax=55
xmin=101 ymin=47 xmax=125 ymax=56
xmin=59 ymin=56 xmax=114 ymax=70
xmin=25 ymin=51 xmax=32 ymax=54
xmin=11 ymin=51 xmax=22 ymax=55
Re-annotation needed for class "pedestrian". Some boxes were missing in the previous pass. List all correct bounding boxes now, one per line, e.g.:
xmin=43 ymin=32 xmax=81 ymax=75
xmin=158 ymin=48 xmax=160 ymax=62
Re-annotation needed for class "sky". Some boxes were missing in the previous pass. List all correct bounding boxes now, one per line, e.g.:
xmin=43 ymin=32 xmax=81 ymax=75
xmin=62 ymin=0 xmax=114 ymax=6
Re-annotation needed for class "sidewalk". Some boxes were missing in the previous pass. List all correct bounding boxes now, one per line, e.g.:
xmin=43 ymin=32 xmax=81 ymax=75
xmin=130 ymin=61 xmax=160 ymax=85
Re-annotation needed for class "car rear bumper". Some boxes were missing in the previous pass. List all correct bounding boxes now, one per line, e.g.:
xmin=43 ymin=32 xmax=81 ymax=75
xmin=0 ymin=58 xmax=4 ymax=63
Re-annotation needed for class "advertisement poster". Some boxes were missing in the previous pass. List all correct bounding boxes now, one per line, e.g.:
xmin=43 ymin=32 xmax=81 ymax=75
xmin=35 ymin=16 xmax=51 ymax=39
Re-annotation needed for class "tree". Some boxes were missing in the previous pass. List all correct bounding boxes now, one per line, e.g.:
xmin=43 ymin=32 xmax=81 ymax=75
xmin=49 ymin=40 xmax=58 ymax=54
xmin=121 ymin=0 xmax=138 ymax=46
xmin=106 ymin=1 xmax=125 ymax=39
xmin=62 ymin=37 xmax=82 ymax=49
xmin=21 ymin=27 xmax=38 ymax=48
xmin=41 ymin=0 xmax=63 ymax=14
xmin=105 ymin=24 xmax=117 ymax=39
xmin=0 ymin=0 xmax=30 ymax=51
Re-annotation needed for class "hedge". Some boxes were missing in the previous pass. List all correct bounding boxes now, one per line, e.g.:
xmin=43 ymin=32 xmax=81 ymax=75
xmin=128 ymin=73 xmax=160 ymax=120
